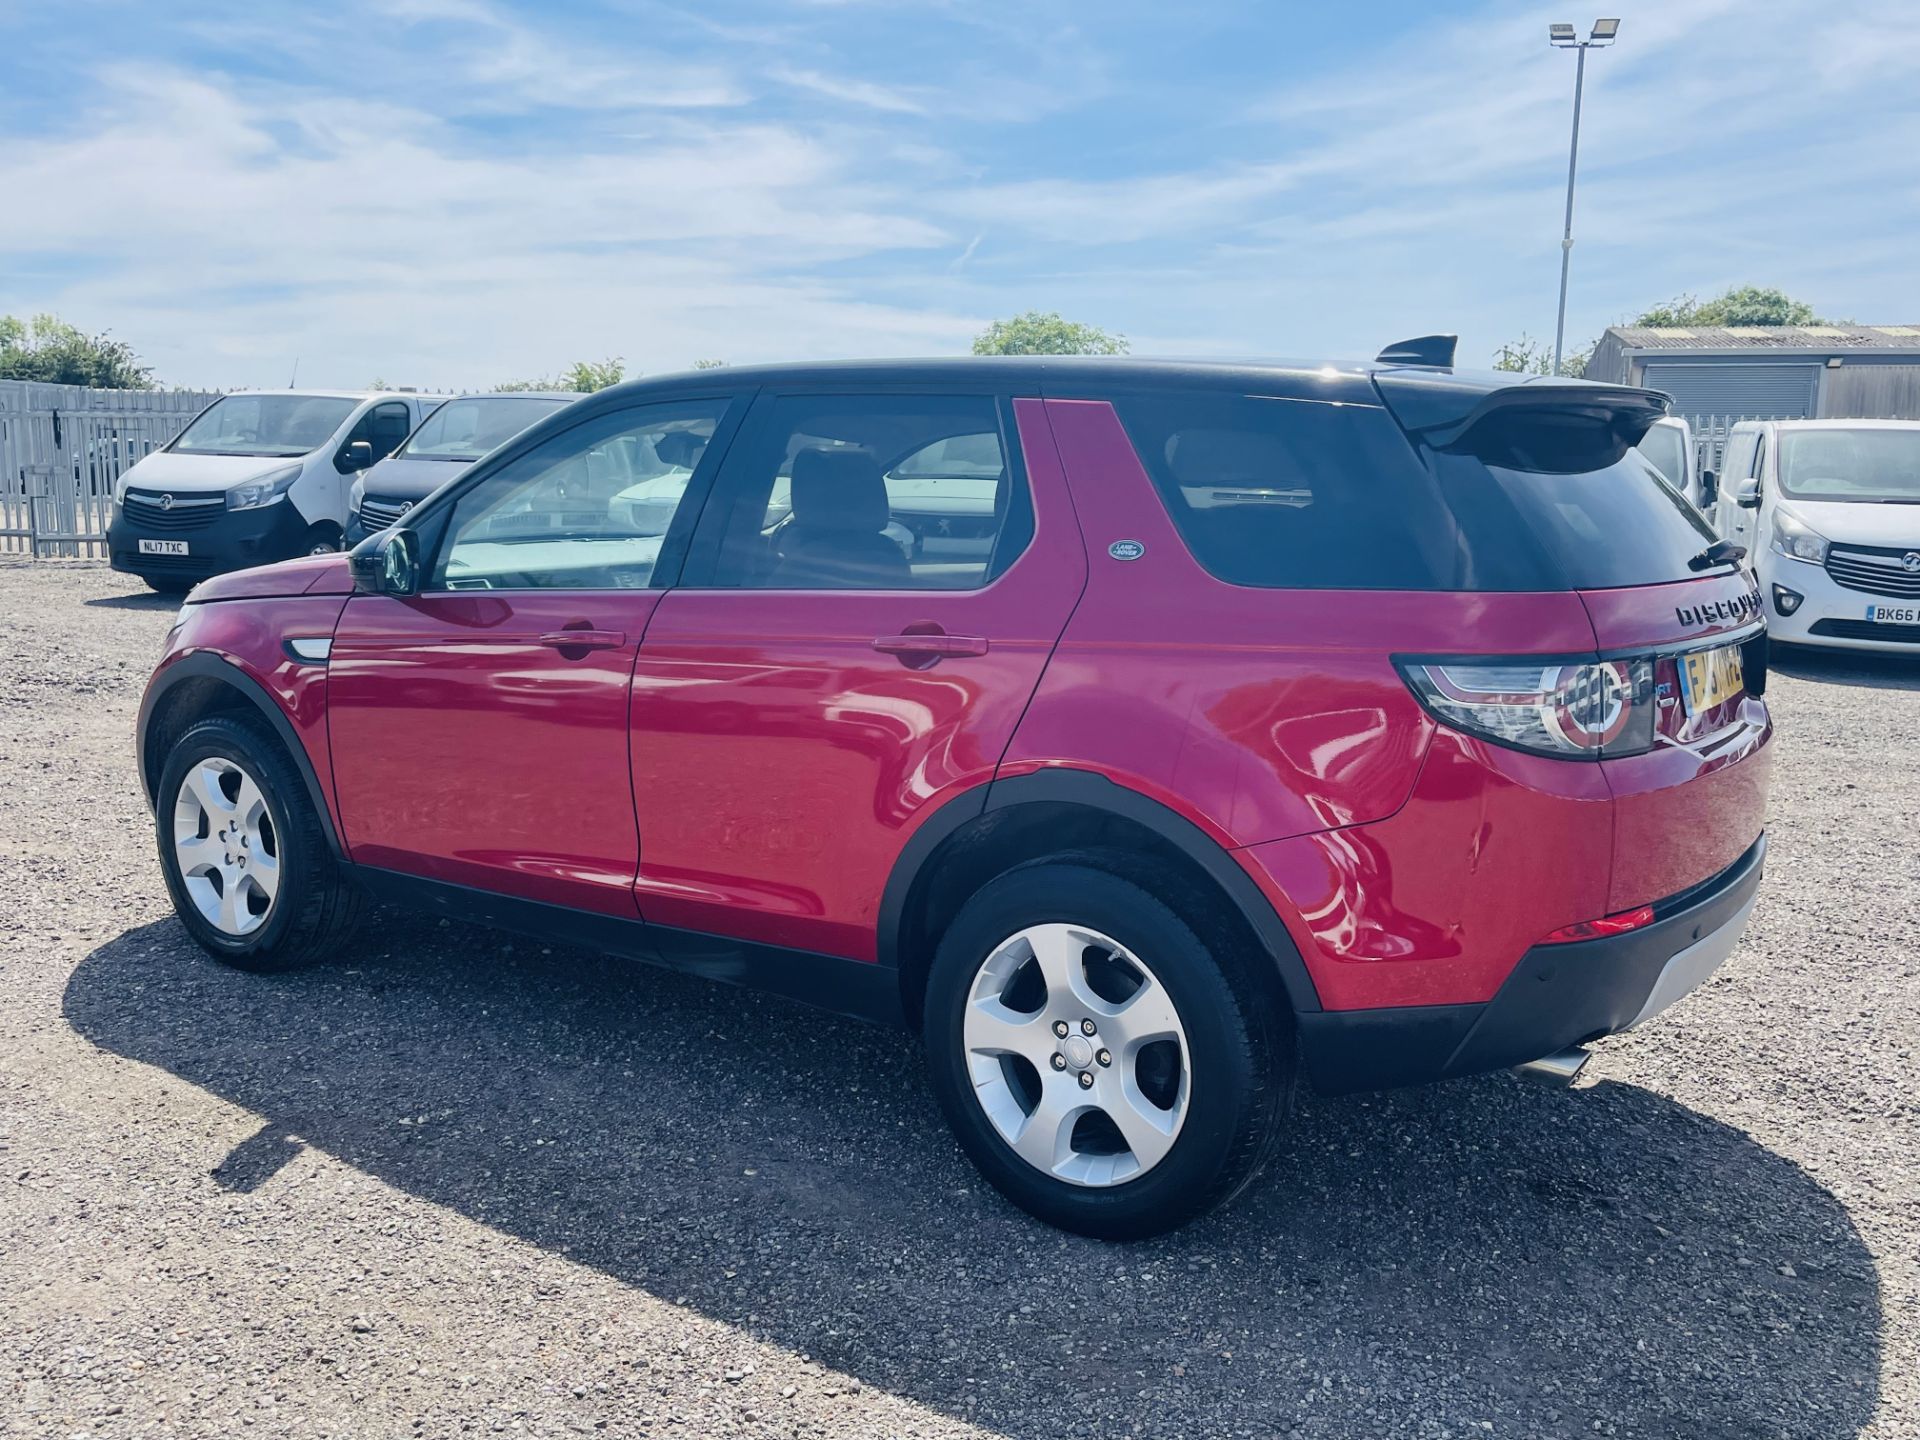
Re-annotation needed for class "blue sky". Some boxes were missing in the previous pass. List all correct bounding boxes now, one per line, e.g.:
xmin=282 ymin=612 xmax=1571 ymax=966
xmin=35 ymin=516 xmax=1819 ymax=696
xmin=1 ymin=0 xmax=1915 ymax=389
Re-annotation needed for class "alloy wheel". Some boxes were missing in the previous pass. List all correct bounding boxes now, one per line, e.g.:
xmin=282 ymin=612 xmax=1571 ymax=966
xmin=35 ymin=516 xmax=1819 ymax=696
xmin=962 ymin=923 xmax=1191 ymax=1187
xmin=171 ymin=756 xmax=280 ymax=936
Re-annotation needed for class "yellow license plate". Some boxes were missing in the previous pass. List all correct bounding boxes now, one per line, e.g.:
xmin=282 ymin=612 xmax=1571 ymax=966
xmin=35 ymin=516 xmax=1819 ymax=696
xmin=1679 ymin=644 xmax=1744 ymax=715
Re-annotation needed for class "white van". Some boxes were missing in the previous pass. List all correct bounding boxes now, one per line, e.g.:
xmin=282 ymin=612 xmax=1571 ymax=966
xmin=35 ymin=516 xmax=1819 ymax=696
xmin=108 ymin=390 xmax=447 ymax=591
xmin=1713 ymin=418 xmax=1920 ymax=653
xmin=1634 ymin=416 xmax=1706 ymax=509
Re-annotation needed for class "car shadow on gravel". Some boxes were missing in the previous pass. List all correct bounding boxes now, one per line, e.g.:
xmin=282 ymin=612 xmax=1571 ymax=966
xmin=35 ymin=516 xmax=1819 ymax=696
xmin=66 ymin=914 xmax=1883 ymax=1439
xmin=1772 ymin=644 xmax=1920 ymax=692
xmin=82 ymin=591 xmax=179 ymax=611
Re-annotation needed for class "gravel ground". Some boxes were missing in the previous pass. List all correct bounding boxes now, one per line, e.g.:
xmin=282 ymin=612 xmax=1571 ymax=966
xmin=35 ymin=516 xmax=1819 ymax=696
xmin=1 ymin=558 xmax=1915 ymax=1440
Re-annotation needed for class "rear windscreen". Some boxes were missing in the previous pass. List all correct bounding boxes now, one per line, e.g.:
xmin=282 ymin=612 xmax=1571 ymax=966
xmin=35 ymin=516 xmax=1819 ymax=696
xmin=1114 ymin=391 xmax=1723 ymax=592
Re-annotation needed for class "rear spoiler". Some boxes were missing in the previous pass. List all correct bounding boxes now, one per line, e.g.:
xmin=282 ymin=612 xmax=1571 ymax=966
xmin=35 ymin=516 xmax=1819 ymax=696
xmin=1373 ymin=369 xmax=1672 ymax=452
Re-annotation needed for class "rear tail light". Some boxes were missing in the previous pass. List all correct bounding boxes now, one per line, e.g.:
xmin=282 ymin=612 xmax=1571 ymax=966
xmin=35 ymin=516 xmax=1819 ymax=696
xmin=1540 ymin=904 xmax=1655 ymax=944
xmin=1398 ymin=657 xmax=1655 ymax=759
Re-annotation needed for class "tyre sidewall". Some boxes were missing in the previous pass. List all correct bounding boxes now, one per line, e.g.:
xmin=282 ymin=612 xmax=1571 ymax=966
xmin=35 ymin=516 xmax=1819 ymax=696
xmin=155 ymin=716 xmax=315 ymax=969
xmin=924 ymin=862 xmax=1262 ymax=1239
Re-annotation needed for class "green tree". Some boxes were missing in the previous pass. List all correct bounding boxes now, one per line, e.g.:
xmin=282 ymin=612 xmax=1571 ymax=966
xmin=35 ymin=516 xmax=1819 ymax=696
xmin=1491 ymin=333 xmax=1588 ymax=378
xmin=1634 ymin=286 xmax=1826 ymax=328
xmin=497 ymin=356 xmax=626 ymax=393
xmin=971 ymin=312 xmax=1128 ymax=356
xmin=0 ymin=313 xmax=153 ymax=388
xmin=1494 ymin=282 xmax=1828 ymax=376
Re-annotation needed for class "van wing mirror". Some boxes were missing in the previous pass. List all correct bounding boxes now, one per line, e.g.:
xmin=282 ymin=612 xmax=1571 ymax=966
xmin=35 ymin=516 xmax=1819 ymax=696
xmin=343 ymin=439 xmax=375 ymax=472
xmin=1732 ymin=475 xmax=1761 ymax=509
xmin=349 ymin=527 xmax=421 ymax=596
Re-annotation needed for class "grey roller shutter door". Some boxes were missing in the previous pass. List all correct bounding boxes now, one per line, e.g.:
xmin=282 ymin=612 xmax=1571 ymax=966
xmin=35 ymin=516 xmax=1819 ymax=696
xmin=1641 ymin=362 xmax=1820 ymax=422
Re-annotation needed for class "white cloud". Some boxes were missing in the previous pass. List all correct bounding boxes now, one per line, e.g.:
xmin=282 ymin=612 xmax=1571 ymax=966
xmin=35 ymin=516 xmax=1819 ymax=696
xmin=925 ymin=0 xmax=1920 ymax=362
xmin=2 ymin=0 xmax=1916 ymax=388
xmin=0 ymin=57 xmax=965 ymax=386
xmin=770 ymin=65 xmax=925 ymax=115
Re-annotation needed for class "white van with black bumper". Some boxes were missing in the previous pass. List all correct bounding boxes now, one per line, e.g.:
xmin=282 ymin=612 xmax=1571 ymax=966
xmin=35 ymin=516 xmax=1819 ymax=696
xmin=108 ymin=390 xmax=446 ymax=591
xmin=1712 ymin=419 xmax=1920 ymax=653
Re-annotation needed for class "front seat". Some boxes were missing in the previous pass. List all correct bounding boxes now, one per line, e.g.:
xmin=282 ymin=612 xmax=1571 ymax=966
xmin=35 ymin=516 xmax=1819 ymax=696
xmin=772 ymin=448 xmax=913 ymax=588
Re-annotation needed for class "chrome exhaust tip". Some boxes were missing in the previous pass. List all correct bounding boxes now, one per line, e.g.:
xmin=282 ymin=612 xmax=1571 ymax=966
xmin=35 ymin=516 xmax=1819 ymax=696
xmin=1513 ymin=1046 xmax=1591 ymax=1087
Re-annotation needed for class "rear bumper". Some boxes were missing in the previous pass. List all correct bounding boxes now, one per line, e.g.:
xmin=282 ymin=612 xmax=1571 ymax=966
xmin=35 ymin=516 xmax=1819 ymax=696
xmin=108 ymin=500 xmax=314 ymax=582
xmin=1297 ymin=833 xmax=1766 ymax=1094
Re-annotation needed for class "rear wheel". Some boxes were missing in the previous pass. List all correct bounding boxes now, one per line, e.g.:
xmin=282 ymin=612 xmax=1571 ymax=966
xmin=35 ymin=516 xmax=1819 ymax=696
xmin=155 ymin=714 xmax=362 ymax=971
xmin=923 ymin=859 xmax=1284 ymax=1239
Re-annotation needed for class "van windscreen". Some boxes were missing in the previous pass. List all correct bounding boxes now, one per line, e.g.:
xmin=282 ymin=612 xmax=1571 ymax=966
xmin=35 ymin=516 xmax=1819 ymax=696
xmin=1778 ymin=428 xmax=1920 ymax=502
xmin=172 ymin=395 xmax=357 ymax=458
xmin=1114 ymin=391 xmax=1724 ymax=592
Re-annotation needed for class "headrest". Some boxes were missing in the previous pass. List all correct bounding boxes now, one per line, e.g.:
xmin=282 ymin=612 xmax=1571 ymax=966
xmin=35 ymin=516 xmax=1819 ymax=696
xmin=1166 ymin=427 xmax=1296 ymax=488
xmin=789 ymin=448 xmax=889 ymax=532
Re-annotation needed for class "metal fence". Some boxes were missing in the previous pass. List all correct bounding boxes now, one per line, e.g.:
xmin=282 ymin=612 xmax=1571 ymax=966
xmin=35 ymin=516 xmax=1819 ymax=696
xmin=1686 ymin=414 xmax=1777 ymax=476
xmin=0 ymin=381 xmax=221 ymax=557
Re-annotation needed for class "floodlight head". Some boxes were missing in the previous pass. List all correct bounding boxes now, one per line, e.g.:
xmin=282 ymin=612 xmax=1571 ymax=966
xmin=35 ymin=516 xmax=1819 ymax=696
xmin=1590 ymin=17 xmax=1621 ymax=41
xmin=1549 ymin=22 xmax=1578 ymax=45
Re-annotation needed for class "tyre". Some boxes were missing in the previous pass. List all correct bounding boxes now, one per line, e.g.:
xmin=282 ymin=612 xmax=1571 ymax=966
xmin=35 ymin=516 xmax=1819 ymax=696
xmin=143 ymin=576 xmax=194 ymax=594
xmin=304 ymin=525 xmax=342 ymax=556
xmin=923 ymin=859 xmax=1286 ymax=1239
xmin=155 ymin=714 xmax=363 ymax=971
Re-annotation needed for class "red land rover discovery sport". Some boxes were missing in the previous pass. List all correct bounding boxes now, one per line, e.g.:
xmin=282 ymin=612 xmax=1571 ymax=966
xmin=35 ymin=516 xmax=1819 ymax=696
xmin=137 ymin=345 xmax=1771 ymax=1238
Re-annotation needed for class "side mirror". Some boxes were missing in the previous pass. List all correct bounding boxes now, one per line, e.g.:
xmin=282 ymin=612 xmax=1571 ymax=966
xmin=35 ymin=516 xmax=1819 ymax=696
xmin=349 ymin=527 xmax=421 ymax=596
xmin=1699 ymin=468 xmax=1716 ymax=503
xmin=342 ymin=439 xmax=375 ymax=473
xmin=1733 ymin=475 xmax=1761 ymax=510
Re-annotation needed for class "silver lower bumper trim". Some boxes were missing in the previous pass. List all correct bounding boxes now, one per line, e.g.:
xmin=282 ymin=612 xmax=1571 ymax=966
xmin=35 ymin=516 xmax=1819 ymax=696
xmin=1625 ymin=892 xmax=1759 ymax=1030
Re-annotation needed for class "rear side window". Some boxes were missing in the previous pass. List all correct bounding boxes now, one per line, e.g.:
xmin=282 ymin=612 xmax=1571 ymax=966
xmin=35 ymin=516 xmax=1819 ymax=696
xmin=1117 ymin=391 xmax=1720 ymax=592
xmin=1116 ymin=392 xmax=1487 ymax=589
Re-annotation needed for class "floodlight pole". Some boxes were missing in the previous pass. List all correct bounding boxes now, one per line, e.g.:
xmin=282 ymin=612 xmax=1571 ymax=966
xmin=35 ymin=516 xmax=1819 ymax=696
xmin=1549 ymin=22 xmax=1616 ymax=376
xmin=1551 ymin=43 xmax=1587 ymax=379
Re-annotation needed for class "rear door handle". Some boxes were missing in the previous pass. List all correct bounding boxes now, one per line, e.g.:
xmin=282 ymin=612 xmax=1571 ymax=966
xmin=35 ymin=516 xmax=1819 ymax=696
xmin=871 ymin=633 xmax=989 ymax=658
xmin=538 ymin=629 xmax=626 ymax=651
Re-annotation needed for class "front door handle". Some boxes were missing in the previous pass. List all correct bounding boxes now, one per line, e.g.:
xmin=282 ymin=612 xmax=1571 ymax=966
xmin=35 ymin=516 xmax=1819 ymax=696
xmin=871 ymin=632 xmax=989 ymax=659
xmin=538 ymin=628 xmax=626 ymax=651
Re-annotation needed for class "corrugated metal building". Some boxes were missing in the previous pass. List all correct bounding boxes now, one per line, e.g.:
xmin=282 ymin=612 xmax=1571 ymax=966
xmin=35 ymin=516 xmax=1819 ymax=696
xmin=1586 ymin=323 xmax=1920 ymax=422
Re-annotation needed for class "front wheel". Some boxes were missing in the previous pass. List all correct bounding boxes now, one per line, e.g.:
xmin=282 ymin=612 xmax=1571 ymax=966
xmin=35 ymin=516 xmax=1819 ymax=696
xmin=923 ymin=860 xmax=1285 ymax=1239
xmin=155 ymin=714 xmax=363 ymax=971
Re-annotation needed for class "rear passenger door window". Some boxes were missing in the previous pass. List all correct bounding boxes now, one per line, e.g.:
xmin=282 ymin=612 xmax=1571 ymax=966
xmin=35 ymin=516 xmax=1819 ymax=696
xmin=687 ymin=393 xmax=1031 ymax=590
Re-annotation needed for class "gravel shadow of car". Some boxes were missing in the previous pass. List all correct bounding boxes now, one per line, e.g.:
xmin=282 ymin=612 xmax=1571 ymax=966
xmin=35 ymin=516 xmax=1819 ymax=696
xmin=82 ymin=590 xmax=183 ymax=611
xmin=65 ymin=914 xmax=1882 ymax=1439
xmin=1771 ymin=644 xmax=1920 ymax=692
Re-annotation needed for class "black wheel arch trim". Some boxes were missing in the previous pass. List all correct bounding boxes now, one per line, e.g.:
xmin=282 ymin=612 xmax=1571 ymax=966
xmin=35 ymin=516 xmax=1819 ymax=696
xmin=137 ymin=651 xmax=346 ymax=859
xmin=877 ymin=767 xmax=1323 ymax=1013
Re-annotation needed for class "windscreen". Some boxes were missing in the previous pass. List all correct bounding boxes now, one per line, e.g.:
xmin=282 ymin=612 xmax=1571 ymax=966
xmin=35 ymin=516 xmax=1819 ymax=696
xmin=401 ymin=395 xmax=572 ymax=461
xmin=1777 ymin=428 xmax=1920 ymax=502
xmin=171 ymin=395 xmax=357 ymax=457
xmin=1117 ymin=391 xmax=1724 ymax=592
